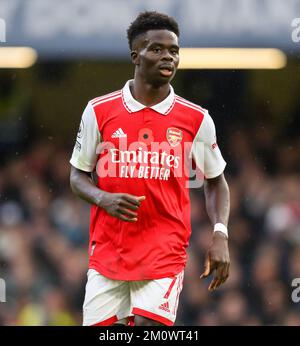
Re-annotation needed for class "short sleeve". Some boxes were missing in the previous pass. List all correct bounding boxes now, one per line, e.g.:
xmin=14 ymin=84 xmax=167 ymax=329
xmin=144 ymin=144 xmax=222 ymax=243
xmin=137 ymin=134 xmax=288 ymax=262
xmin=70 ymin=102 xmax=101 ymax=172
xmin=191 ymin=111 xmax=226 ymax=179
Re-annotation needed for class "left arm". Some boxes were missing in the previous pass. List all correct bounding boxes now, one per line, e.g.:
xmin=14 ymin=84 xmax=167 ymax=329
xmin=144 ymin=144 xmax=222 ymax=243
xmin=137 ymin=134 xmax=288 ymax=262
xmin=191 ymin=110 xmax=230 ymax=290
xmin=200 ymin=173 xmax=230 ymax=291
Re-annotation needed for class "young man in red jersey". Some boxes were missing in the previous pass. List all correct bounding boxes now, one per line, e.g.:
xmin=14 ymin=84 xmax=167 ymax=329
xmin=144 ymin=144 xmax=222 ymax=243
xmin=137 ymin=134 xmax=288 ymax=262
xmin=70 ymin=11 xmax=230 ymax=326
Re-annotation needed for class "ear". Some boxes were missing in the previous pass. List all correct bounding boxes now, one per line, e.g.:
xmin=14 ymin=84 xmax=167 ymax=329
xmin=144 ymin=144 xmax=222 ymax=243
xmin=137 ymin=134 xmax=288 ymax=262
xmin=131 ymin=50 xmax=140 ymax=65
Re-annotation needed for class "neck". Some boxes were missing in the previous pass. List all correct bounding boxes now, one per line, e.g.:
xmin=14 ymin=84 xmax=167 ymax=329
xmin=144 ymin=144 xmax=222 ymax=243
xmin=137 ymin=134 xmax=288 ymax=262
xmin=131 ymin=74 xmax=170 ymax=107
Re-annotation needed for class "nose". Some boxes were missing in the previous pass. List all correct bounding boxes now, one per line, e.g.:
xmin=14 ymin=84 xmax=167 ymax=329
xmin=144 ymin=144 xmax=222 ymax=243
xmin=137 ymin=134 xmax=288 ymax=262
xmin=161 ymin=49 xmax=174 ymax=61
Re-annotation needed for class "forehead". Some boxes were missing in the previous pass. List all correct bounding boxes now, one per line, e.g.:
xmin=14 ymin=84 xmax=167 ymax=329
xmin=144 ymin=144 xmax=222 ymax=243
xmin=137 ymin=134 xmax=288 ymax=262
xmin=140 ymin=29 xmax=178 ymax=47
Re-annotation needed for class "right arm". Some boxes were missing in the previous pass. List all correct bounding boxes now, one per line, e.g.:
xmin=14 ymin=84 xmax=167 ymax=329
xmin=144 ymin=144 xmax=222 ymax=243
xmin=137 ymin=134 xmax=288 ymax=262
xmin=70 ymin=165 xmax=144 ymax=222
xmin=70 ymin=166 xmax=101 ymax=206
xmin=69 ymin=102 xmax=144 ymax=222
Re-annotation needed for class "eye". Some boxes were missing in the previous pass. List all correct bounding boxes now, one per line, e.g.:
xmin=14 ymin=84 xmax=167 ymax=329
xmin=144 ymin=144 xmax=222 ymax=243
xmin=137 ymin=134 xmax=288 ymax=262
xmin=153 ymin=47 xmax=161 ymax=53
xmin=171 ymin=49 xmax=179 ymax=55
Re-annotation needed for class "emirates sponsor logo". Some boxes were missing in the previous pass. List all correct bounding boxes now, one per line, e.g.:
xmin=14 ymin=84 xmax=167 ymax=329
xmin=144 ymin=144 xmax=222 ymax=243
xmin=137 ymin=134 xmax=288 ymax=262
xmin=95 ymin=139 xmax=206 ymax=188
xmin=110 ymin=147 xmax=180 ymax=168
xmin=166 ymin=127 xmax=183 ymax=147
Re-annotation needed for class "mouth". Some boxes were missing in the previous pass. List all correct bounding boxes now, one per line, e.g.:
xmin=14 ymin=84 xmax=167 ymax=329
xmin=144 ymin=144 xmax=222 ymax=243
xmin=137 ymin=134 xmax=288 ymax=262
xmin=159 ymin=65 xmax=174 ymax=77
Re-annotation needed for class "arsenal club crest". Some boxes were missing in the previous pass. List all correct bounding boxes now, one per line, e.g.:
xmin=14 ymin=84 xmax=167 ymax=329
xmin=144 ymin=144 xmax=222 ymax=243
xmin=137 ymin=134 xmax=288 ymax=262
xmin=166 ymin=127 xmax=183 ymax=147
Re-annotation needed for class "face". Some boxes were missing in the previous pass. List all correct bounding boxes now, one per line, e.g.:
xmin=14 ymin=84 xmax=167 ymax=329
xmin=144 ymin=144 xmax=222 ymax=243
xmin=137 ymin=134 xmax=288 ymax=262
xmin=131 ymin=29 xmax=180 ymax=86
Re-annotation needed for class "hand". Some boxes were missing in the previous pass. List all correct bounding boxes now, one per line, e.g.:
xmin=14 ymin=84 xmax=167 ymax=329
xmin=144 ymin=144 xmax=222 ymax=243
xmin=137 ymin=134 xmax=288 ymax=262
xmin=98 ymin=192 xmax=146 ymax=222
xmin=200 ymin=231 xmax=230 ymax=291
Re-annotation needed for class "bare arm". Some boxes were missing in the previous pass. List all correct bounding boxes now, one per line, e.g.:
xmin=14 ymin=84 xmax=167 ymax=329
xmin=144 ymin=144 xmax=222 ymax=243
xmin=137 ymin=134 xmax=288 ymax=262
xmin=204 ymin=173 xmax=230 ymax=228
xmin=70 ymin=165 xmax=145 ymax=222
xmin=200 ymin=173 xmax=230 ymax=291
xmin=70 ymin=165 xmax=102 ymax=206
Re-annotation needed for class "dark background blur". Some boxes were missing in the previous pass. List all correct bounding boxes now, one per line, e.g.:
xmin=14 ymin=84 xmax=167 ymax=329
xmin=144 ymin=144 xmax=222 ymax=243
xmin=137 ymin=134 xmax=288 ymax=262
xmin=0 ymin=0 xmax=300 ymax=325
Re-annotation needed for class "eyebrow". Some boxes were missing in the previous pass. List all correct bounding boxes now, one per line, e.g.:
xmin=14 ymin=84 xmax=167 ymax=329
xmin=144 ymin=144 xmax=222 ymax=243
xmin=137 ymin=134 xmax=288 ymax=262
xmin=148 ymin=42 xmax=179 ymax=50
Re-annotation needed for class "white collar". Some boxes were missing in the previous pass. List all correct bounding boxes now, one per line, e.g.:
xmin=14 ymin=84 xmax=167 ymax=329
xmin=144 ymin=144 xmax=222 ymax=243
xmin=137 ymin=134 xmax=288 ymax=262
xmin=122 ymin=80 xmax=175 ymax=115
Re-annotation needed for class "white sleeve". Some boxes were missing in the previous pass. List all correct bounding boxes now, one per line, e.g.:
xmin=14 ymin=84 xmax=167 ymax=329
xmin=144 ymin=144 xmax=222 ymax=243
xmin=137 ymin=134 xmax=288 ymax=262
xmin=70 ymin=102 xmax=101 ymax=172
xmin=191 ymin=111 xmax=226 ymax=179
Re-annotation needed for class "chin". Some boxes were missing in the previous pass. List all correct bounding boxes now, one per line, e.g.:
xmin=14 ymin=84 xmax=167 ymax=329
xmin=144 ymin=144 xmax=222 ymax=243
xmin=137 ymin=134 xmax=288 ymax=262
xmin=152 ymin=75 xmax=174 ymax=87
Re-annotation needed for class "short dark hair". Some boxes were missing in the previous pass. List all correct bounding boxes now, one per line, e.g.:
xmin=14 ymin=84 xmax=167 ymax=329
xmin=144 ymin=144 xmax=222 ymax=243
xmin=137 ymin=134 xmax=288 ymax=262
xmin=127 ymin=11 xmax=180 ymax=50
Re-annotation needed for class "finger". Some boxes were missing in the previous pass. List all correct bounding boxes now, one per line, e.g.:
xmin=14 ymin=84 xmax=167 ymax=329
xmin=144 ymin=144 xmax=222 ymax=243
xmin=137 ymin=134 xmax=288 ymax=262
xmin=122 ymin=194 xmax=144 ymax=206
xmin=137 ymin=196 xmax=146 ymax=201
xmin=119 ymin=200 xmax=139 ymax=211
xmin=200 ymin=256 xmax=211 ymax=279
xmin=213 ymin=272 xmax=226 ymax=290
xmin=216 ymin=275 xmax=228 ymax=289
xmin=209 ymin=263 xmax=228 ymax=291
xmin=117 ymin=214 xmax=138 ymax=222
xmin=208 ymin=278 xmax=218 ymax=291
xmin=222 ymin=262 xmax=230 ymax=281
xmin=220 ymin=275 xmax=228 ymax=286
xmin=208 ymin=263 xmax=222 ymax=291
xmin=117 ymin=207 xmax=138 ymax=218
xmin=216 ymin=263 xmax=230 ymax=288
xmin=220 ymin=263 xmax=230 ymax=285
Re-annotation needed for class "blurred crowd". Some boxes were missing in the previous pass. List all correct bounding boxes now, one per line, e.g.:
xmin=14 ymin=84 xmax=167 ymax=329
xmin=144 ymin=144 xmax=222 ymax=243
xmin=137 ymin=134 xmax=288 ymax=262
xmin=0 ymin=120 xmax=300 ymax=326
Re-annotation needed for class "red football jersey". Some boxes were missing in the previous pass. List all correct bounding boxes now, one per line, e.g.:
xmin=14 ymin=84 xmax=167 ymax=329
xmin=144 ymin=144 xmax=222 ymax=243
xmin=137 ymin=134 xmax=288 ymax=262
xmin=70 ymin=80 xmax=226 ymax=280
